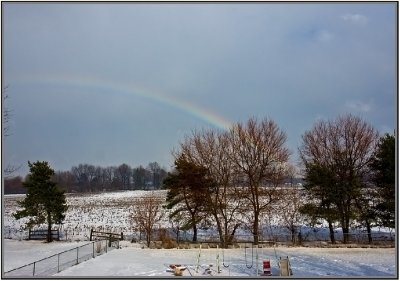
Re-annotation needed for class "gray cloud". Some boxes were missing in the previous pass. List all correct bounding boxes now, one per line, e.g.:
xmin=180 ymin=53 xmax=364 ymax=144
xmin=3 ymin=3 xmax=396 ymax=175
xmin=344 ymin=100 xmax=373 ymax=113
xmin=342 ymin=13 xmax=368 ymax=25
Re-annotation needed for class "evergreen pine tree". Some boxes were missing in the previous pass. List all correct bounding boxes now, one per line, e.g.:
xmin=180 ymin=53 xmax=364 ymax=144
xmin=369 ymin=133 xmax=395 ymax=228
xmin=14 ymin=161 xmax=68 ymax=242
xmin=163 ymin=154 xmax=214 ymax=242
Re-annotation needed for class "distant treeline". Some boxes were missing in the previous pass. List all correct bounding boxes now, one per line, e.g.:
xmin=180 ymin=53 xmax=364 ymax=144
xmin=4 ymin=176 xmax=26 ymax=194
xmin=4 ymin=164 xmax=304 ymax=195
xmin=4 ymin=162 xmax=168 ymax=194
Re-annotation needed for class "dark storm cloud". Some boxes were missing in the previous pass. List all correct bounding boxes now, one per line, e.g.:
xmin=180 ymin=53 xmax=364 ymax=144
xmin=3 ymin=3 xmax=396 ymax=175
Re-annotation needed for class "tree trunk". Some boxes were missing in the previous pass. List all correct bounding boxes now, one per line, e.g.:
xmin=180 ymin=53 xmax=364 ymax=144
xmin=291 ymin=226 xmax=296 ymax=245
xmin=366 ymin=221 xmax=372 ymax=244
xmin=146 ymin=233 xmax=151 ymax=248
xmin=228 ymin=224 xmax=239 ymax=246
xmin=222 ymin=223 xmax=228 ymax=248
xmin=342 ymin=215 xmax=351 ymax=244
xmin=342 ymin=226 xmax=349 ymax=244
xmin=145 ymin=225 xmax=152 ymax=248
xmin=192 ymin=224 xmax=197 ymax=242
xmin=298 ymin=230 xmax=303 ymax=246
xmin=47 ymin=213 xmax=53 ymax=243
xmin=253 ymin=212 xmax=259 ymax=245
xmin=212 ymin=211 xmax=224 ymax=247
xmin=328 ymin=220 xmax=335 ymax=244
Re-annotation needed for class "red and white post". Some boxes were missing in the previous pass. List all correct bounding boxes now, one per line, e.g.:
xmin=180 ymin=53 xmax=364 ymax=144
xmin=263 ymin=259 xmax=272 ymax=276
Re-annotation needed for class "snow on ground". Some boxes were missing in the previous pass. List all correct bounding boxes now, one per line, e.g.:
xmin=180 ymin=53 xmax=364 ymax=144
xmin=4 ymin=190 xmax=394 ymax=243
xmin=3 ymin=190 xmax=170 ymax=242
xmin=2 ymin=239 xmax=90 ymax=272
xmin=3 ymin=190 xmax=396 ymax=278
xmin=55 ymin=245 xmax=396 ymax=277
xmin=3 ymin=239 xmax=396 ymax=277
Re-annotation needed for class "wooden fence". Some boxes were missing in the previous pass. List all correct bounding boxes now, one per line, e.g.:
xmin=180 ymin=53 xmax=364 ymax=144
xmin=89 ymin=229 xmax=124 ymax=246
xmin=28 ymin=229 xmax=60 ymax=241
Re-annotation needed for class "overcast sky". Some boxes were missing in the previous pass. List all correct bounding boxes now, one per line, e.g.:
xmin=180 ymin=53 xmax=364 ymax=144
xmin=3 ymin=2 xmax=397 ymax=176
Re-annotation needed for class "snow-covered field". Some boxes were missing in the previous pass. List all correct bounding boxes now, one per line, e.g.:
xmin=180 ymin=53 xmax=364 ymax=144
xmin=4 ymin=190 xmax=394 ymax=243
xmin=2 ymin=239 xmax=396 ymax=277
xmin=3 ymin=190 xmax=397 ymax=277
xmin=4 ymin=190 xmax=169 ymax=241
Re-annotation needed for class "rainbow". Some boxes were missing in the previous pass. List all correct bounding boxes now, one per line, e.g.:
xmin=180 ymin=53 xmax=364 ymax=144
xmin=21 ymin=74 xmax=233 ymax=130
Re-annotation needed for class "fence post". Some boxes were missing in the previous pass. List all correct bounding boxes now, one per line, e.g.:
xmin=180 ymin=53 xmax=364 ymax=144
xmin=33 ymin=261 xmax=36 ymax=276
xmin=58 ymin=253 xmax=60 ymax=272
xmin=90 ymin=229 xmax=93 ymax=241
xmin=76 ymin=247 xmax=79 ymax=265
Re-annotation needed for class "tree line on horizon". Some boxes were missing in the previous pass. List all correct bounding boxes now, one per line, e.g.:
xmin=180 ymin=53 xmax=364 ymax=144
xmin=4 ymin=162 xmax=168 ymax=194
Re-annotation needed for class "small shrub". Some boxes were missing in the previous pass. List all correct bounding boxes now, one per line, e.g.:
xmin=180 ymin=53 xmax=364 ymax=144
xmin=158 ymin=228 xmax=177 ymax=249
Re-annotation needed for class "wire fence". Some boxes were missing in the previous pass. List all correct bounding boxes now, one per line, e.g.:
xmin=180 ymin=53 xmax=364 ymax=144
xmin=295 ymin=230 xmax=395 ymax=245
xmin=173 ymin=231 xmax=395 ymax=246
xmin=3 ymin=239 xmax=119 ymax=277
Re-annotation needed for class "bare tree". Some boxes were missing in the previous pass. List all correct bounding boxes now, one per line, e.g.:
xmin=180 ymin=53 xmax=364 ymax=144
xmin=71 ymin=164 xmax=98 ymax=192
xmin=53 ymin=170 xmax=75 ymax=192
xmin=285 ymin=163 xmax=299 ymax=187
xmin=99 ymin=166 xmax=115 ymax=191
xmin=86 ymin=164 xmax=97 ymax=192
xmin=169 ymin=117 xmax=289 ymax=245
xmin=177 ymin=129 xmax=243 ymax=247
xmin=276 ymin=187 xmax=305 ymax=245
xmin=3 ymin=85 xmax=11 ymax=138
xmin=227 ymin=117 xmax=290 ymax=244
xmin=131 ymin=192 xmax=164 ymax=247
xmin=133 ymin=165 xmax=151 ymax=189
xmin=147 ymin=162 xmax=163 ymax=189
xmin=3 ymin=85 xmax=21 ymax=177
xmin=299 ymin=114 xmax=379 ymax=243
xmin=115 ymin=164 xmax=132 ymax=190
